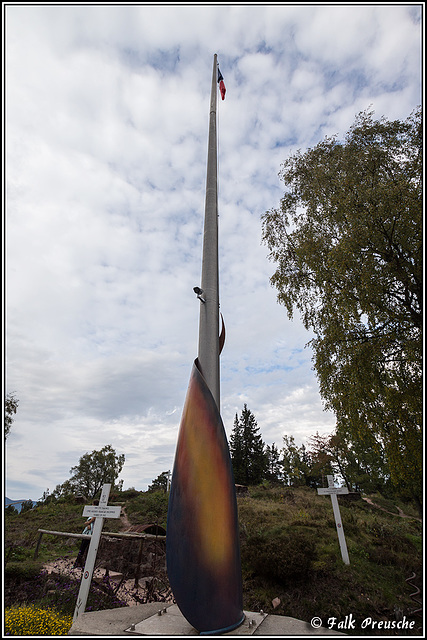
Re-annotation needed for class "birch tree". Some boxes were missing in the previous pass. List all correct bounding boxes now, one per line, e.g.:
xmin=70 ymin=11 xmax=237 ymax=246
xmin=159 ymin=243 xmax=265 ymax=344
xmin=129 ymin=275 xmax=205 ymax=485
xmin=262 ymin=108 xmax=422 ymax=511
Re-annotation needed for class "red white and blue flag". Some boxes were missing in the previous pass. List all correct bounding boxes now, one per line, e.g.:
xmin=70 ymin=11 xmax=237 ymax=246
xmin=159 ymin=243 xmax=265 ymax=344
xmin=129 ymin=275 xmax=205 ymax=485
xmin=217 ymin=66 xmax=226 ymax=100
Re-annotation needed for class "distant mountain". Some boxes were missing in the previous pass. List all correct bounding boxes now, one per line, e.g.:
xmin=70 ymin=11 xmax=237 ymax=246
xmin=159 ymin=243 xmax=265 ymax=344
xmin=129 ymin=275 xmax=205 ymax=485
xmin=5 ymin=497 xmax=38 ymax=513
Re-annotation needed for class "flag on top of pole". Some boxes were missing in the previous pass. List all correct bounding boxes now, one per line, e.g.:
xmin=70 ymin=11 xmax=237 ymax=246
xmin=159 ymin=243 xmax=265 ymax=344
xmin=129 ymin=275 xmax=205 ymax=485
xmin=217 ymin=64 xmax=226 ymax=100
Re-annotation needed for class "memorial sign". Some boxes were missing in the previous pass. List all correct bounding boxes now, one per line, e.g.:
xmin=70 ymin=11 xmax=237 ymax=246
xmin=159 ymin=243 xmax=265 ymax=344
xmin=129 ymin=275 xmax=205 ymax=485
xmin=83 ymin=505 xmax=121 ymax=519
xmin=317 ymin=475 xmax=350 ymax=565
xmin=73 ymin=484 xmax=121 ymax=622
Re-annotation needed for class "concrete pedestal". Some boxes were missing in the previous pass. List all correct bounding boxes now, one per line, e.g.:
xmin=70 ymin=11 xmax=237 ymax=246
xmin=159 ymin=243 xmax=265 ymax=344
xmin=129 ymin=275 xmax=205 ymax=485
xmin=125 ymin=605 xmax=264 ymax=635
xmin=68 ymin=603 xmax=346 ymax=636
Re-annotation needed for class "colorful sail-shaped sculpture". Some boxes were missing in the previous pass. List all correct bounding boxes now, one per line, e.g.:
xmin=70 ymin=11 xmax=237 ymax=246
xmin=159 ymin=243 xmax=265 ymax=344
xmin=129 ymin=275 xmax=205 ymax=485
xmin=166 ymin=356 xmax=244 ymax=634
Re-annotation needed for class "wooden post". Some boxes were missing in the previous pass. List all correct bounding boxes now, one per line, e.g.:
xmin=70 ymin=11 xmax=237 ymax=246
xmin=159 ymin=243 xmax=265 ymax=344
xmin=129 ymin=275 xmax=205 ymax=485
xmin=33 ymin=531 xmax=44 ymax=560
xmin=134 ymin=539 xmax=145 ymax=589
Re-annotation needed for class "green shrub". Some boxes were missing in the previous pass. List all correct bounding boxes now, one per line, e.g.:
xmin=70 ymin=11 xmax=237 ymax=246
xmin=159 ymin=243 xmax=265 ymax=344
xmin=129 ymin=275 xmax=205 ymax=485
xmin=368 ymin=546 xmax=398 ymax=566
xmin=5 ymin=504 xmax=19 ymax=515
xmin=367 ymin=522 xmax=417 ymax=552
xmin=113 ymin=487 xmax=141 ymax=501
xmin=126 ymin=491 xmax=169 ymax=526
xmin=241 ymin=528 xmax=317 ymax=585
xmin=405 ymin=532 xmax=422 ymax=553
xmin=5 ymin=544 xmax=35 ymax=563
xmin=4 ymin=560 xmax=44 ymax=582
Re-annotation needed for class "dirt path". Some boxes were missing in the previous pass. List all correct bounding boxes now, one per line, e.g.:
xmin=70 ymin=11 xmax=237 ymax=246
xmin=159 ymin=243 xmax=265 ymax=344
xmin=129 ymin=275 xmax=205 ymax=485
xmin=119 ymin=506 xmax=132 ymax=531
xmin=362 ymin=497 xmax=421 ymax=522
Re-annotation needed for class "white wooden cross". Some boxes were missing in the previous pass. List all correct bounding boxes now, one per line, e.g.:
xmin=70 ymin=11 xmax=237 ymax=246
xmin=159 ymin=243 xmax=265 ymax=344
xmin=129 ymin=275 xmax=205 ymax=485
xmin=317 ymin=475 xmax=350 ymax=565
xmin=73 ymin=484 xmax=121 ymax=622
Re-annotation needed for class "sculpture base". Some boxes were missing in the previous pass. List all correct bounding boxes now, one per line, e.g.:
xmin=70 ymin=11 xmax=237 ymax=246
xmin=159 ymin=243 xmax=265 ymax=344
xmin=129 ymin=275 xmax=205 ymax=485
xmin=125 ymin=605 xmax=265 ymax=636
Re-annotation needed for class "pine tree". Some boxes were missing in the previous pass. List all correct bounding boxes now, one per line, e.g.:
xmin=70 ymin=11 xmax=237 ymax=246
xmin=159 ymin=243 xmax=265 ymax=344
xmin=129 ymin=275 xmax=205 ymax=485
xmin=265 ymin=442 xmax=282 ymax=482
xmin=229 ymin=413 xmax=244 ymax=483
xmin=230 ymin=405 xmax=267 ymax=485
xmin=281 ymin=435 xmax=318 ymax=487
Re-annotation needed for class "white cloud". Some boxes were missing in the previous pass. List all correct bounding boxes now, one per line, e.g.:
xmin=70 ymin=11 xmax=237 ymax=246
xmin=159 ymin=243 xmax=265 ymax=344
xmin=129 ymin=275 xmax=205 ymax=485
xmin=5 ymin=4 xmax=421 ymax=499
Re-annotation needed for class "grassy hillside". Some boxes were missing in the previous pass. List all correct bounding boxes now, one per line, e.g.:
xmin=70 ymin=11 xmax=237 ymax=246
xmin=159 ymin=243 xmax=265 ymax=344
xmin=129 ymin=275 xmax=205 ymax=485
xmin=236 ymin=486 xmax=422 ymax=635
xmin=5 ymin=501 xmax=124 ymax=565
xmin=4 ymin=486 xmax=423 ymax=635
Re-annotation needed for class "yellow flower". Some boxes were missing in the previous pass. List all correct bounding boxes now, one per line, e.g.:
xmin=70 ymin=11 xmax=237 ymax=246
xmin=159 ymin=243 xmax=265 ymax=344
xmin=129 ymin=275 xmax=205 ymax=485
xmin=5 ymin=605 xmax=73 ymax=636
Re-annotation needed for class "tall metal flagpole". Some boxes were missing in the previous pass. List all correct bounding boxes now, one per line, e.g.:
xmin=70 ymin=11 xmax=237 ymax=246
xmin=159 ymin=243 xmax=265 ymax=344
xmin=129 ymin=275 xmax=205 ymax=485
xmin=166 ymin=54 xmax=244 ymax=635
xmin=197 ymin=53 xmax=220 ymax=408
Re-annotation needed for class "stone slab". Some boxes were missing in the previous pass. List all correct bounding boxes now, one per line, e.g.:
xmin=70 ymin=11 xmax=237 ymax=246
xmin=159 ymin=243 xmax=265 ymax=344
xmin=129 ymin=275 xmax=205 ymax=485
xmin=68 ymin=602 xmax=161 ymax=636
xmin=257 ymin=614 xmax=346 ymax=635
xmin=68 ymin=603 xmax=346 ymax=636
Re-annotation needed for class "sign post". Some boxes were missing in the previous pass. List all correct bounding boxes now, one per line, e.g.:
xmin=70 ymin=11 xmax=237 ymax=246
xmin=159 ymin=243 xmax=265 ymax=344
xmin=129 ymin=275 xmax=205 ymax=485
xmin=317 ymin=475 xmax=350 ymax=565
xmin=72 ymin=484 xmax=121 ymax=622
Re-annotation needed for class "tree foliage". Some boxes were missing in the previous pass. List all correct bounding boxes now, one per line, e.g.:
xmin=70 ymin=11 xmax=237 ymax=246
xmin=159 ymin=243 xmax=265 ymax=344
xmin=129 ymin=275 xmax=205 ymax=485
xmin=19 ymin=499 xmax=35 ymax=514
xmin=281 ymin=434 xmax=328 ymax=488
xmin=53 ymin=445 xmax=125 ymax=500
xmin=148 ymin=471 xmax=170 ymax=493
xmin=265 ymin=442 xmax=282 ymax=482
xmin=5 ymin=393 xmax=19 ymax=440
xmin=281 ymin=435 xmax=308 ymax=486
xmin=306 ymin=431 xmax=390 ymax=494
xmin=262 ymin=108 xmax=422 ymax=507
xmin=229 ymin=405 xmax=267 ymax=485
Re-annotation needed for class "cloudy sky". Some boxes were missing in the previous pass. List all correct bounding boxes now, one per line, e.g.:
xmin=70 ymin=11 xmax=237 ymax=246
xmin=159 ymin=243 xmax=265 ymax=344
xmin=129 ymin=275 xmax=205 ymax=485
xmin=5 ymin=4 xmax=422 ymax=500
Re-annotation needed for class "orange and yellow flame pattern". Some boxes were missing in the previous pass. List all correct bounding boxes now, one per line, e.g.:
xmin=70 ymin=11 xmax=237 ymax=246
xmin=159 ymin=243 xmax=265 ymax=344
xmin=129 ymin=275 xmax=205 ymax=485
xmin=166 ymin=360 xmax=243 ymax=634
